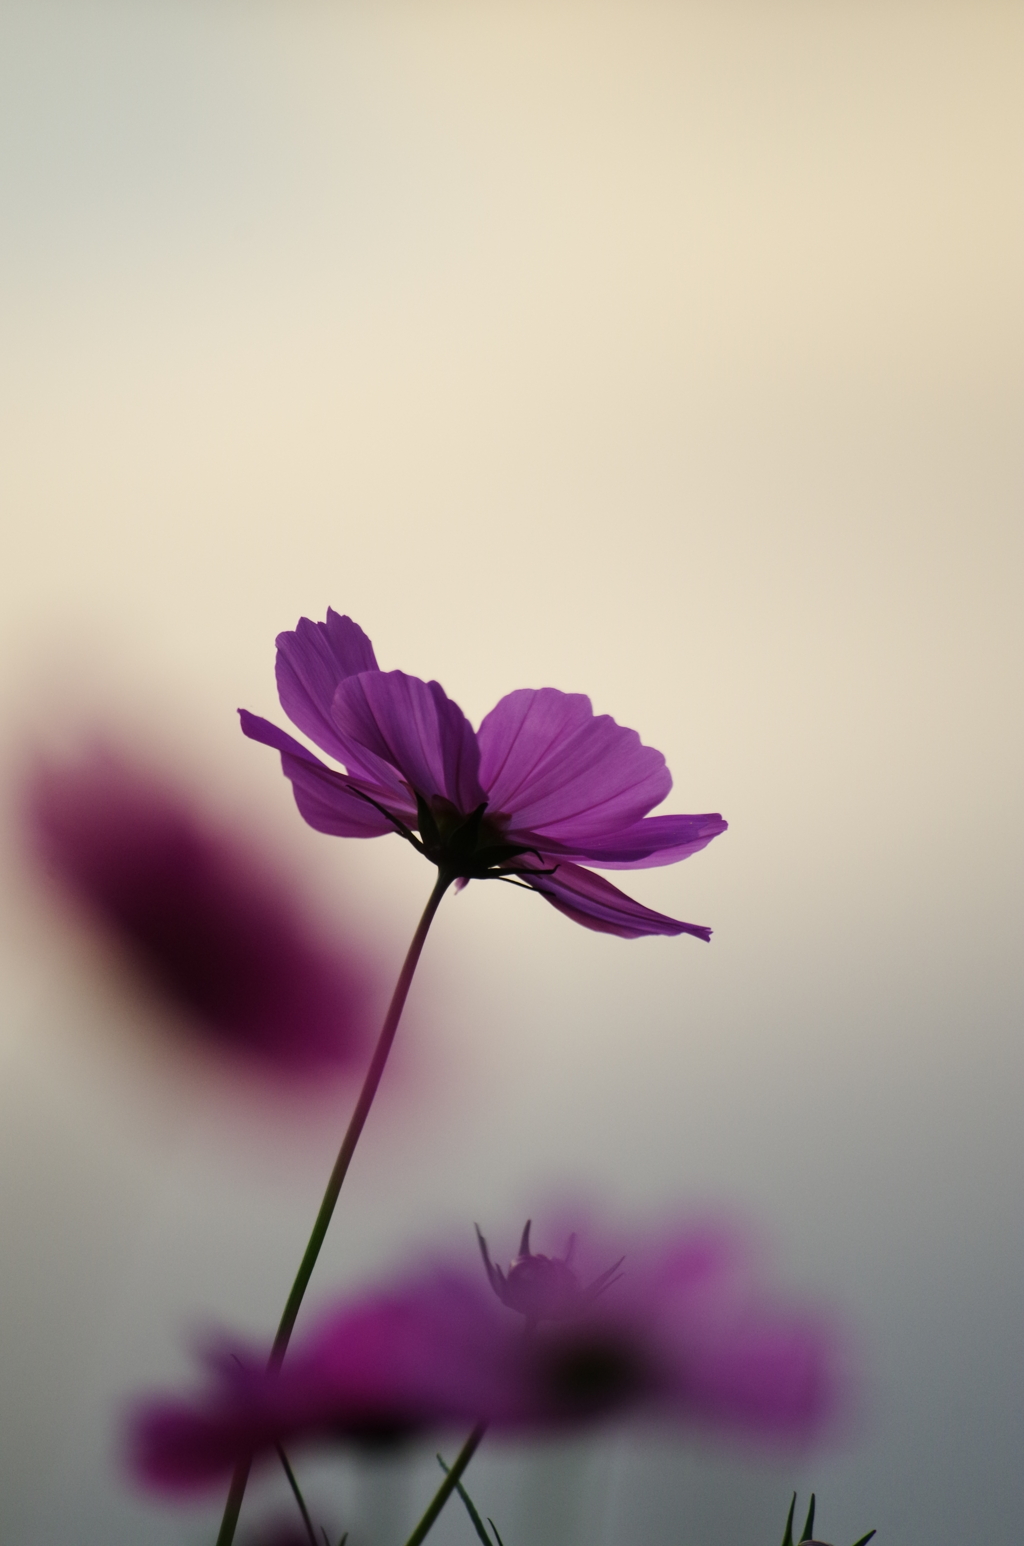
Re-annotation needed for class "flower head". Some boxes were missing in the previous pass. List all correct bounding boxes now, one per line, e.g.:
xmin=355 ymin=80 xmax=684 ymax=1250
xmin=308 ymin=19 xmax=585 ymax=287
xmin=26 ymin=748 xmax=376 ymax=1072
xmin=476 ymin=1219 xmax=623 ymax=1324
xmin=129 ymin=1218 xmax=839 ymax=1492
xmin=240 ymin=611 xmax=726 ymax=939
xmin=778 ymin=1491 xmax=876 ymax=1546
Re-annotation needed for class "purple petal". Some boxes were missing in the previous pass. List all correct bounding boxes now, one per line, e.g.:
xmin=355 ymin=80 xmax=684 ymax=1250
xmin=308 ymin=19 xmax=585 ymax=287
xmin=239 ymin=711 xmax=406 ymax=837
xmin=129 ymin=1402 xmax=252 ymax=1491
xmin=477 ymin=689 xmax=671 ymax=843
xmin=275 ymin=611 xmax=379 ymax=763
xmin=678 ymin=1318 xmax=837 ymax=1437
xmin=127 ymin=1219 xmax=841 ymax=1490
xmin=522 ymin=861 xmax=712 ymax=940
xmin=129 ymin=1276 xmax=523 ymax=1491
xmin=541 ymin=813 xmax=728 ymax=869
xmin=331 ymin=672 xmax=485 ymax=814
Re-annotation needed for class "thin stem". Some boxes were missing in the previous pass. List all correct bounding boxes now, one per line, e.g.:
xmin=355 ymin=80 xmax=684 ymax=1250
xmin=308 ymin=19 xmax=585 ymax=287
xmin=403 ymin=1424 xmax=487 ymax=1546
xmin=436 ymin=1453 xmax=492 ymax=1546
xmin=214 ymin=870 xmax=453 ymax=1546
xmin=276 ymin=1444 xmax=318 ymax=1546
xmin=270 ymin=869 xmax=452 ymax=1365
xmin=215 ymin=1459 xmax=251 ymax=1546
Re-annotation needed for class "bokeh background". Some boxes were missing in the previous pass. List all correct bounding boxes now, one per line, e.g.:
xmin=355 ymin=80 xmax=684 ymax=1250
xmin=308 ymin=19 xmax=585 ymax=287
xmin=1 ymin=3 xmax=1022 ymax=1542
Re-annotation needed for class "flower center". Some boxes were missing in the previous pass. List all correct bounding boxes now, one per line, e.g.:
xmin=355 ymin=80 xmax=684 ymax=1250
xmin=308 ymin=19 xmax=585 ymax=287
xmin=538 ymin=1331 xmax=649 ymax=1415
xmin=413 ymin=795 xmax=543 ymax=883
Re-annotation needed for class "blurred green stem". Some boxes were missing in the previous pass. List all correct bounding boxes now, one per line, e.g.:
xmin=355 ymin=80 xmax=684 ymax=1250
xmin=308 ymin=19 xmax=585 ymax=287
xmin=277 ymin=1444 xmax=318 ymax=1546
xmin=404 ymin=1425 xmax=487 ymax=1546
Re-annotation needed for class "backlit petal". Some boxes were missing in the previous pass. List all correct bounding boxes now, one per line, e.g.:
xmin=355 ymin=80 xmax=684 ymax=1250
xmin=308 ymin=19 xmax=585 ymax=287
xmin=541 ymin=812 xmax=728 ymax=869
xmin=331 ymin=671 xmax=485 ymax=813
xmin=239 ymin=711 xmax=405 ymax=837
xmin=477 ymin=689 xmax=671 ymax=841
xmin=275 ymin=611 xmax=379 ymax=763
xmin=522 ymin=860 xmax=712 ymax=940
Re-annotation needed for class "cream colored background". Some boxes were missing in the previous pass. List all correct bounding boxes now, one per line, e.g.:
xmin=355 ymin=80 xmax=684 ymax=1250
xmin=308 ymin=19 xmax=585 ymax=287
xmin=0 ymin=4 xmax=1022 ymax=1543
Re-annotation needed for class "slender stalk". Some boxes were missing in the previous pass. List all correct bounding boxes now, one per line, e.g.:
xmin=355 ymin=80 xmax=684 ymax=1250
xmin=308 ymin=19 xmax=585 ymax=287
xmin=215 ymin=870 xmax=453 ymax=1546
xmin=436 ymin=1452 xmax=492 ymax=1546
xmin=215 ymin=1459 xmax=250 ymax=1546
xmin=276 ymin=1445 xmax=318 ymax=1546
xmin=270 ymin=869 xmax=452 ymax=1364
xmin=403 ymin=1425 xmax=487 ymax=1546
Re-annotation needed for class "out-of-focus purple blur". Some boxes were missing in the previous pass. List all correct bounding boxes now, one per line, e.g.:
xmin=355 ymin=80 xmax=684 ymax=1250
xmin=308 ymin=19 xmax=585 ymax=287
xmin=129 ymin=1215 xmax=841 ymax=1493
xmin=25 ymin=746 xmax=378 ymax=1076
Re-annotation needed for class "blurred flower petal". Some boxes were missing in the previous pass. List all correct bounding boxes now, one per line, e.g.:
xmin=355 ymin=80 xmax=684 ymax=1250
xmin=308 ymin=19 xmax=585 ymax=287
xmin=26 ymin=747 xmax=379 ymax=1072
xmin=129 ymin=1217 xmax=841 ymax=1492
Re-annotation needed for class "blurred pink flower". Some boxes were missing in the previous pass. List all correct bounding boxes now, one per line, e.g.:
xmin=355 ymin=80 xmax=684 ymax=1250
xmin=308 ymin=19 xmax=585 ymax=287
xmin=241 ymin=610 xmax=726 ymax=939
xmin=26 ymin=748 xmax=377 ymax=1072
xmin=130 ymin=1218 xmax=840 ymax=1492
xmin=476 ymin=1219 xmax=624 ymax=1324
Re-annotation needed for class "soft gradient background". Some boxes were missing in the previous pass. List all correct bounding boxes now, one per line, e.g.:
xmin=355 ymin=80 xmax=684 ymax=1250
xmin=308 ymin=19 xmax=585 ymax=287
xmin=1 ymin=3 xmax=1022 ymax=1543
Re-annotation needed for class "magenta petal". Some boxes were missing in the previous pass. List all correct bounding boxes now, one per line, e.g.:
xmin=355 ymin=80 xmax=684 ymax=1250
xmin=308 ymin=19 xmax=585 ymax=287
xmin=275 ymin=611 xmax=379 ymax=763
xmin=299 ymin=1274 xmax=524 ymax=1427
xmin=680 ymin=1320 xmax=835 ymax=1435
xmin=543 ymin=813 xmax=728 ymax=869
xmin=27 ymin=748 xmax=377 ymax=1070
xmin=127 ymin=1220 xmax=839 ymax=1490
xmin=524 ymin=861 xmax=712 ymax=940
xmin=129 ymin=1277 xmax=523 ymax=1491
xmin=130 ymin=1403 xmax=249 ymax=1491
xmin=331 ymin=672 xmax=486 ymax=814
xmin=238 ymin=711 xmax=403 ymax=837
xmin=477 ymin=689 xmax=672 ymax=842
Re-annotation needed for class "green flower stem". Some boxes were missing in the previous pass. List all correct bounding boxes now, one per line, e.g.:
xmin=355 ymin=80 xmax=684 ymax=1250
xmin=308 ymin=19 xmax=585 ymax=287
xmin=269 ymin=869 xmax=453 ymax=1365
xmin=215 ymin=870 xmax=454 ymax=1546
xmin=403 ymin=1424 xmax=487 ymax=1546
xmin=215 ymin=1458 xmax=251 ymax=1546
xmin=435 ymin=1452 xmax=493 ymax=1546
xmin=276 ymin=1444 xmax=318 ymax=1546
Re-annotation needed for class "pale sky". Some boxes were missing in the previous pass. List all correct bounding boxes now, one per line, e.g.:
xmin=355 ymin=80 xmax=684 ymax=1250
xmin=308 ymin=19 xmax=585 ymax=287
xmin=0 ymin=5 xmax=1022 ymax=1544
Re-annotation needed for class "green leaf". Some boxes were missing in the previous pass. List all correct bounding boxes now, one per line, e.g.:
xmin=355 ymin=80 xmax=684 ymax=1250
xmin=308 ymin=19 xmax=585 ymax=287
xmin=781 ymin=1493 xmax=797 ymax=1546
xmin=799 ymin=1494 xmax=816 ymax=1543
xmin=487 ymin=1520 xmax=506 ymax=1546
xmin=850 ymin=1532 xmax=876 ymax=1546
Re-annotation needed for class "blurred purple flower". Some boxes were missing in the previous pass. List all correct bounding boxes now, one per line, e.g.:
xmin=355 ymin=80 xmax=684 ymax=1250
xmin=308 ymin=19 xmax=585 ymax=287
xmin=26 ymin=749 xmax=376 ymax=1072
xmin=240 ymin=611 xmax=726 ymax=940
xmin=476 ymin=1219 xmax=624 ymax=1324
xmin=130 ymin=1219 xmax=839 ymax=1491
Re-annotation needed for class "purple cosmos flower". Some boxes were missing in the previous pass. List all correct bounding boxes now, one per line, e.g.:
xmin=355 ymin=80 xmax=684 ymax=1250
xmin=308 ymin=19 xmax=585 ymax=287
xmin=779 ymin=1492 xmax=877 ymax=1546
xmin=130 ymin=1219 xmax=838 ymax=1491
xmin=26 ymin=749 xmax=376 ymax=1071
xmin=240 ymin=612 xmax=726 ymax=939
xmin=475 ymin=1219 xmax=624 ymax=1324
